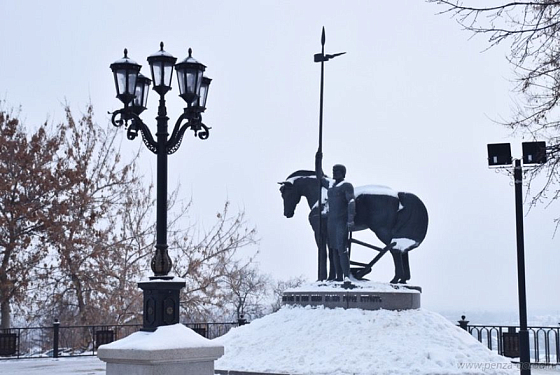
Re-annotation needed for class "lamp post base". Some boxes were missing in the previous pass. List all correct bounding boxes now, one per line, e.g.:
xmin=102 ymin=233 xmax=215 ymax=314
xmin=138 ymin=278 xmax=186 ymax=332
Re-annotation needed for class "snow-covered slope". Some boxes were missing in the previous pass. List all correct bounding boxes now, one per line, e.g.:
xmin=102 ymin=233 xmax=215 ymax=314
xmin=215 ymin=306 xmax=517 ymax=375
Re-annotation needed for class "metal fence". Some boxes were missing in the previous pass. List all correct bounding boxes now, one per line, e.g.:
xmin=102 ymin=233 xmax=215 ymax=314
xmin=0 ymin=320 xmax=243 ymax=360
xmin=457 ymin=315 xmax=560 ymax=365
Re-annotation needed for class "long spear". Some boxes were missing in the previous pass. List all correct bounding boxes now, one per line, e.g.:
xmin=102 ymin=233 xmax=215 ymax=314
xmin=314 ymin=27 xmax=345 ymax=280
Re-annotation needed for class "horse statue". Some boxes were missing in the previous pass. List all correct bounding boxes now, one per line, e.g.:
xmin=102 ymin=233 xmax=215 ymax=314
xmin=279 ymin=170 xmax=428 ymax=284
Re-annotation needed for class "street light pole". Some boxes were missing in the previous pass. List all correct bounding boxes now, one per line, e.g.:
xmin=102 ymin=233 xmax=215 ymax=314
xmin=488 ymin=141 xmax=547 ymax=375
xmin=514 ymin=159 xmax=531 ymax=375
xmin=110 ymin=43 xmax=212 ymax=331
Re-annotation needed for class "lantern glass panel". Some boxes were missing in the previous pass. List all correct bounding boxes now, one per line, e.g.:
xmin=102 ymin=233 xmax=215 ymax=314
xmin=142 ymin=82 xmax=150 ymax=107
xmin=116 ymin=70 xmax=127 ymax=96
xmin=164 ymin=64 xmax=174 ymax=87
xmin=114 ymin=69 xmax=138 ymax=98
xmin=127 ymin=72 xmax=137 ymax=96
xmin=133 ymin=74 xmax=151 ymax=109
xmin=151 ymin=64 xmax=163 ymax=87
xmin=133 ymin=81 xmax=144 ymax=107
xmin=187 ymin=71 xmax=197 ymax=97
xmin=199 ymin=77 xmax=211 ymax=108
xmin=177 ymin=72 xmax=185 ymax=96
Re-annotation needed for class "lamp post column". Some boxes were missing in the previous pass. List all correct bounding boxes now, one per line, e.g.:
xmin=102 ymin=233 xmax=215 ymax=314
xmin=152 ymin=94 xmax=172 ymax=277
xmin=514 ymin=159 xmax=531 ymax=375
xmin=138 ymin=93 xmax=185 ymax=332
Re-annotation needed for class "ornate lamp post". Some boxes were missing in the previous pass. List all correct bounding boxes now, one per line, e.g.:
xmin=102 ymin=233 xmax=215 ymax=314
xmin=110 ymin=42 xmax=212 ymax=331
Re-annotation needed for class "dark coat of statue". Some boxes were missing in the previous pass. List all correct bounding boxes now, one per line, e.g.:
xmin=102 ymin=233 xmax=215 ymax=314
xmin=325 ymin=164 xmax=355 ymax=281
xmin=279 ymin=169 xmax=429 ymax=284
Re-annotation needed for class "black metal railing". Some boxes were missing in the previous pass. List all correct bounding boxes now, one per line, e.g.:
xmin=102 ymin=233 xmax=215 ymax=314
xmin=457 ymin=315 xmax=560 ymax=365
xmin=0 ymin=319 xmax=244 ymax=360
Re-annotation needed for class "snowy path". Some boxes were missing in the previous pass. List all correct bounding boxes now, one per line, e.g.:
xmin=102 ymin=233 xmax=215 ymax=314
xmin=0 ymin=357 xmax=104 ymax=374
xmin=0 ymin=357 xmax=558 ymax=374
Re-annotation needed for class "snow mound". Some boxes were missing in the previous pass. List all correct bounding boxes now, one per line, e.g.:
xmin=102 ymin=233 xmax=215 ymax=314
xmin=214 ymin=306 xmax=517 ymax=375
xmin=99 ymin=323 xmax=215 ymax=350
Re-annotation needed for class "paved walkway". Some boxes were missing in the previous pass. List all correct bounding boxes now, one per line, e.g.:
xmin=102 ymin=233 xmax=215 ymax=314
xmin=0 ymin=357 xmax=559 ymax=375
xmin=0 ymin=357 xmax=104 ymax=374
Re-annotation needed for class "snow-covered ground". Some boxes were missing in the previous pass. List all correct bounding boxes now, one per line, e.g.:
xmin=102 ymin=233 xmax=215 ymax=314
xmin=1 ymin=305 xmax=559 ymax=374
xmin=0 ymin=351 xmax=559 ymax=375
xmin=0 ymin=356 xmax=105 ymax=374
xmin=0 ymin=344 xmax=559 ymax=374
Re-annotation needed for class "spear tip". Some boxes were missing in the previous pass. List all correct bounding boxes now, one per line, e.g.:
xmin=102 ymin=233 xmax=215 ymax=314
xmin=321 ymin=27 xmax=325 ymax=45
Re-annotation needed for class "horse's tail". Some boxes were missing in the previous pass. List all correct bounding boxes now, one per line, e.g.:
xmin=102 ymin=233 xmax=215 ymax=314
xmin=392 ymin=192 xmax=429 ymax=248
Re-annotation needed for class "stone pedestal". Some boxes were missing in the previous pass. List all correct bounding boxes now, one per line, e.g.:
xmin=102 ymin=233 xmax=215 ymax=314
xmin=282 ymin=281 xmax=421 ymax=311
xmin=98 ymin=324 xmax=224 ymax=375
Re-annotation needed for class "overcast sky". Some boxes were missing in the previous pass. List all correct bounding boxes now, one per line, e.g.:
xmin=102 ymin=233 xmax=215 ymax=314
xmin=1 ymin=1 xmax=558 ymax=316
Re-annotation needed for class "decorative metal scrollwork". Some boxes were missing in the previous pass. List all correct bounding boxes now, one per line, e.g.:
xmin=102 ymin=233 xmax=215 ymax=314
xmin=110 ymin=108 xmax=158 ymax=154
xmin=196 ymin=123 xmax=210 ymax=140
xmin=141 ymin=128 xmax=158 ymax=154
xmin=166 ymin=122 xmax=211 ymax=154
xmin=166 ymin=111 xmax=210 ymax=154
xmin=127 ymin=121 xmax=139 ymax=140
xmin=111 ymin=104 xmax=209 ymax=156
xmin=109 ymin=108 xmax=129 ymax=128
xmin=167 ymin=129 xmax=185 ymax=154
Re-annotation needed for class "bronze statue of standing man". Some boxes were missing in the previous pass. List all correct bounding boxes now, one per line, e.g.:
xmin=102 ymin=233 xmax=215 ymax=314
xmin=325 ymin=164 xmax=355 ymax=282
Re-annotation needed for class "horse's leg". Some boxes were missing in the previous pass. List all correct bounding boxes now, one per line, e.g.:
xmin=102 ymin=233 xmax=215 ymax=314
xmin=315 ymin=227 xmax=327 ymax=281
xmin=402 ymin=251 xmax=411 ymax=282
xmin=327 ymin=243 xmax=336 ymax=280
xmin=320 ymin=218 xmax=335 ymax=280
xmin=309 ymin=214 xmax=328 ymax=281
xmin=389 ymin=249 xmax=405 ymax=284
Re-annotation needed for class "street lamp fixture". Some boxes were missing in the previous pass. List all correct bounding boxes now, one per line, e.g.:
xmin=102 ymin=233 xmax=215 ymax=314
xmin=146 ymin=42 xmax=177 ymax=95
xmin=175 ymin=48 xmax=206 ymax=106
xmin=487 ymin=140 xmax=547 ymax=375
xmin=109 ymin=42 xmax=212 ymax=331
xmin=110 ymin=49 xmax=142 ymax=106
xmin=131 ymin=73 xmax=151 ymax=115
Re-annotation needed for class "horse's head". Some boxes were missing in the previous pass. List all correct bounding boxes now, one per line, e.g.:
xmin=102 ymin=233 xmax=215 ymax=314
xmin=279 ymin=181 xmax=301 ymax=218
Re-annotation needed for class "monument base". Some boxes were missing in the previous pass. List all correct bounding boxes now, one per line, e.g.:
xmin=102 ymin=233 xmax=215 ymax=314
xmin=98 ymin=324 xmax=223 ymax=375
xmin=282 ymin=280 xmax=421 ymax=310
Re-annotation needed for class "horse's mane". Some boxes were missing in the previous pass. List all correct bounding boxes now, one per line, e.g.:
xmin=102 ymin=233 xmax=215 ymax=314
xmin=285 ymin=170 xmax=330 ymax=179
xmin=286 ymin=170 xmax=315 ymax=179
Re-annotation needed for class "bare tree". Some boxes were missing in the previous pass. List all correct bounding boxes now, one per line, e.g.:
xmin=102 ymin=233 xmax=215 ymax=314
xmin=222 ymin=261 xmax=271 ymax=321
xmin=270 ymin=276 xmax=307 ymax=313
xmin=1 ymin=102 xmax=261 ymax=328
xmin=37 ymin=106 xmax=144 ymax=326
xmin=100 ymin=181 xmax=155 ymax=324
xmin=171 ymin=201 xmax=259 ymax=322
xmin=430 ymin=1 xmax=560 ymax=207
xmin=0 ymin=104 xmax=68 ymax=328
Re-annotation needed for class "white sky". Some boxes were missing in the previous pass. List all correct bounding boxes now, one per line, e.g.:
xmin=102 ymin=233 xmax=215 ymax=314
xmin=1 ymin=1 xmax=559 ymax=315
